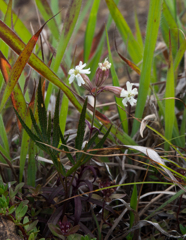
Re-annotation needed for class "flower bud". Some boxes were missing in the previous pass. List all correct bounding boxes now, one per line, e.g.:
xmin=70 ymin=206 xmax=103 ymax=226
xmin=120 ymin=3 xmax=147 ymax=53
xmin=95 ymin=58 xmax=111 ymax=87
xmin=80 ymin=73 xmax=93 ymax=92
xmin=103 ymin=86 xmax=123 ymax=98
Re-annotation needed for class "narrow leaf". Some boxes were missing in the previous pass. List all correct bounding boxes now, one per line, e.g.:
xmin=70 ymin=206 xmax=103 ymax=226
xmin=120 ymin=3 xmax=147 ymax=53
xmin=75 ymin=98 xmax=87 ymax=160
xmin=106 ymin=28 xmax=128 ymax=133
xmin=105 ymin=0 xmax=142 ymax=64
xmin=84 ymin=0 xmax=100 ymax=62
xmin=37 ymin=79 xmax=47 ymax=140
xmin=0 ymin=51 xmax=27 ymax=131
xmin=132 ymin=0 xmax=162 ymax=136
xmin=35 ymin=0 xmax=60 ymax=40
xmin=164 ymin=33 xmax=175 ymax=150
xmin=0 ymin=20 xmax=49 ymax=112
xmin=52 ymin=0 xmax=82 ymax=73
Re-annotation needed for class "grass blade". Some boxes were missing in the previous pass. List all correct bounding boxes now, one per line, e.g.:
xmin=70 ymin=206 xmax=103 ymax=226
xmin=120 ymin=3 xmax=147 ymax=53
xmin=35 ymin=0 xmax=60 ymax=40
xmin=75 ymin=98 xmax=87 ymax=160
xmin=84 ymin=0 xmax=100 ymax=62
xmin=134 ymin=11 xmax=143 ymax=51
xmin=106 ymin=28 xmax=128 ymax=133
xmin=105 ymin=0 xmax=142 ymax=64
xmin=27 ymin=140 xmax=36 ymax=187
xmin=131 ymin=0 xmax=162 ymax=136
xmin=0 ymin=0 xmax=12 ymax=58
xmin=164 ymin=34 xmax=175 ymax=150
xmin=52 ymin=0 xmax=82 ymax=73
xmin=0 ymin=0 xmax=32 ymax=44
xmin=161 ymin=0 xmax=184 ymax=57
xmin=37 ymin=80 xmax=47 ymax=140
xmin=0 ymin=20 xmax=136 ymax=146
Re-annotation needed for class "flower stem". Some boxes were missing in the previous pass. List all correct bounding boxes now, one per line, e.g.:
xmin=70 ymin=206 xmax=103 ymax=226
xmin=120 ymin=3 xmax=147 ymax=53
xmin=89 ymin=89 xmax=97 ymax=140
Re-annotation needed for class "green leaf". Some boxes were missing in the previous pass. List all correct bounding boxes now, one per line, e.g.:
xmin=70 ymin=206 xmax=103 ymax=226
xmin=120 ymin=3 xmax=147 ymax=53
xmin=161 ymin=0 xmax=184 ymax=58
xmin=59 ymin=128 xmax=75 ymax=165
xmin=180 ymin=224 xmax=186 ymax=235
xmin=174 ymin=39 xmax=186 ymax=71
xmin=53 ymin=91 xmax=60 ymax=149
xmin=132 ymin=0 xmax=162 ymax=136
xmin=75 ymin=98 xmax=87 ymax=159
xmin=84 ymin=0 xmax=100 ymax=62
xmin=106 ymin=27 xmax=128 ymax=133
xmin=27 ymin=140 xmax=36 ymax=187
xmin=35 ymin=0 xmax=60 ymax=40
xmin=180 ymin=108 xmax=186 ymax=147
xmin=0 ymin=0 xmax=12 ymax=58
xmin=145 ymin=187 xmax=186 ymax=220
xmin=134 ymin=11 xmax=143 ymax=51
xmin=52 ymin=0 xmax=82 ymax=73
xmin=0 ymin=0 xmax=32 ymax=44
xmin=105 ymin=0 xmax=142 ymax=64
xmin=164 ymin=34 xmax=175 ymax=150
xmin=59 ymin=91 xmax=69 ymax=135
xmin=37 ymin=80 xmax=47 ymax=140
xmin=19 ymin=205 xmax=28 ymax=218
xmin=0 ymin=20 xmax=136 ymax=146
xmin=47 ymin=111 xmax=52 ymax=144
xmin=66 ymin=125 xmax=112 ymax=177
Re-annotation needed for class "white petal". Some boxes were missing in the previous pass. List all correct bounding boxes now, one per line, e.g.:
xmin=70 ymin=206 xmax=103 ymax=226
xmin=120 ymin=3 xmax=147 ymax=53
xmin=76 ymin=74 xmax=85 ymax=86
xmin=69 ymin=74 xmax=75 ymax=84
xmin=126 ymin=81 xmax=133 ymax=92
xmin=131 ymin=88 xmax=138 ymax=96
xmin=120 ymin=89 xmax=128 ymax=98
xmin=129 ymin=97 xmax=137 ymax=106
xmin=68 ymin=69 xmax=75 ymax=75
xmin=80 ymin=68 xmax=91 ymax=74
xmin=122 ymin=98 xmax=128 ymax=107
xmin=76 ymin=61 xmax=86 ymax=70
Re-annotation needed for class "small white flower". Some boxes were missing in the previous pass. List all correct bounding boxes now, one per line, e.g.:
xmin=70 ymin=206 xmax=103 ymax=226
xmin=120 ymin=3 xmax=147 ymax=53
xmin=68 ymin=61 xmax=91 ymax=86
xmin=120 ymin=81 xmax=138 ymax=107
xmin=98 ymin=58 xmax=111 ymax=71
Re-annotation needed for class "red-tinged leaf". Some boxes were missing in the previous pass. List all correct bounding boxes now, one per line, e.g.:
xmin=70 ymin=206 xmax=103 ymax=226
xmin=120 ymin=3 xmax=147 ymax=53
xmin=0 ymin=21 xmax=47 ymax=112
xmin=0 ymin=20 xmax=82 ymax=113
xmin=0 ymin=51 xmax=27 ymax=131
xmin=115 ymin=40 xmax=141 ymax=75
xmin=0 ymin=12 xmax=61 ymax=113
xmin=0 ymin=20 xmax=135 ymax=145
xmin=118 ymin=53 xmax=141 ymax=75
xmin=76 ymin=25 xmax=105 ymax=64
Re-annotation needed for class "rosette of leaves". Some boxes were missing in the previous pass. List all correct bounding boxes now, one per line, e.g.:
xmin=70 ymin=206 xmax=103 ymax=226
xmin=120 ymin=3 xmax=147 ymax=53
xmin=14 ymin=79 xmax=111 ymax=178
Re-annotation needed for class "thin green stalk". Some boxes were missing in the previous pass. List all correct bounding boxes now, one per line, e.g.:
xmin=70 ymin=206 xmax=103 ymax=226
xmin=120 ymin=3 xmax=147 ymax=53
xmin=89 ymin=89 xmax=97 ymax=140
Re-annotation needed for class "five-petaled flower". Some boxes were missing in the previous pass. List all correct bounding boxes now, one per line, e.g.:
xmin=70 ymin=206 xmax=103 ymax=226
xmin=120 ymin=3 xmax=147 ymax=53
xmin=120 ymin=81 xmax=138 ymax=107
xmin=68 ymin=61 xmax=91 ymax=86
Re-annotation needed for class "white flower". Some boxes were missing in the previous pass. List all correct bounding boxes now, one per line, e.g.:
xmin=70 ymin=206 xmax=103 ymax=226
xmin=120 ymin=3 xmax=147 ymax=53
xmin=120 ymin=81 xmax=138 ymax=107
xmin=98 ymin=58 xmax=111 ymax=71
xmin=68 ymin=61 xmax=91 ymax=86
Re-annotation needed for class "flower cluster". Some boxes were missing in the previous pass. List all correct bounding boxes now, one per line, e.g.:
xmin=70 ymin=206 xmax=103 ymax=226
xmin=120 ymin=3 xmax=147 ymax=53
xmin=99 ymin=179 xmax=117 ymax=202
xmin=68 ymin=59 xmax=138 ymax=107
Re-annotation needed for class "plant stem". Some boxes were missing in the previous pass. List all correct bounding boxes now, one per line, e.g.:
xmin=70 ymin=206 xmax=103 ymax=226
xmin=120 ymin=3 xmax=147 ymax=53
xmin=89 ymin=89 xmax=97 ymax=140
